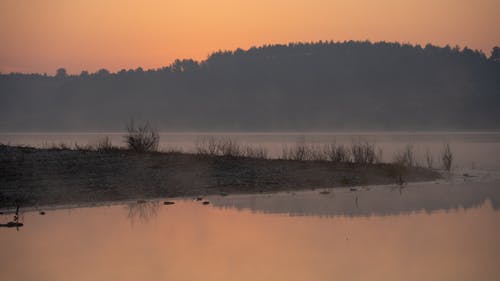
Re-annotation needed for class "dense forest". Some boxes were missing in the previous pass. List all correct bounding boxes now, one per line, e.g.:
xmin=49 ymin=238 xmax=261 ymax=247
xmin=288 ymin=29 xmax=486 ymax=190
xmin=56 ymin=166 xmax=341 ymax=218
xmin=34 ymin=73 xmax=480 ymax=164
xmin=1 ymin=41 xmax=499 ymax=131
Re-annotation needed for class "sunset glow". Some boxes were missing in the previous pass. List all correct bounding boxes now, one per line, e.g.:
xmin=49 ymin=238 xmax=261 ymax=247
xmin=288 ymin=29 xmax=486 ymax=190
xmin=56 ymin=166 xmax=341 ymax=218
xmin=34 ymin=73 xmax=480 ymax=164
xmin=1 ymin=0 xmax=499 ymax=74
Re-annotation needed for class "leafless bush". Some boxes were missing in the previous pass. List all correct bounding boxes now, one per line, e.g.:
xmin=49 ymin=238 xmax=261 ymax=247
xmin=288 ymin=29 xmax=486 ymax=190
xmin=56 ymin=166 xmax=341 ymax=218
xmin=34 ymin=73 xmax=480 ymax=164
xmin=217 ymin=138 xmax=241 ymax=157
xmin=376 ymin=148 xmax=384 ymax=163
xmin=74 ymin=142 xmax=93 ymax=151
xmin=282 ymin=140 xmax=381 ymax=163
xmin=281 ymin=142 xmax=308 ymax=161
xmin=425 ymin=148 xmax=434 ymax=169
xmin=124 ymin=120 xmax=159 ymax=152
xmin=393 ymin=144 xmax=417 ymax=167
xmin=195 ymin=137 xmax=218 ymax=155
xmin=196 ymin=137 xmax=266 ymax=158
xmin=96 ymin=136 xmax=115 ymax=152
xmin=441 ymin=143 xmax=453 ymax=171
xmin=351 ymin=140 xmax=378 ymax=164
xmin=281 ymin=141 xmax=321 ymax=161
xmin=243 ymin=145 xmax=268 ymax=159
xmin=310 ymin=145 xmax=328 ymax=161
xmin=323 ymin=143 xmax=351 ymax=163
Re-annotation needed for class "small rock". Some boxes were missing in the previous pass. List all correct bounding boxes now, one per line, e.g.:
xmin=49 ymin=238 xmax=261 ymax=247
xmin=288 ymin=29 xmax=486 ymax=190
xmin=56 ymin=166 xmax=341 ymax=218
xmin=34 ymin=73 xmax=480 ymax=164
xmin=220 ymin=192 xmax=228 ymax=197
xmin=202 ymin=201 xmax=210 ymax=205
xmin=137 ymin=200 xmax=147 ymax=204
xmin=163 ymin=201 xmax=175 ymax=205
xmin=39 ymin=211 xmax=46 ymax=215
xmin=195 ymin=197 xmax=203 ymax=201
xmin=0 ymin=221 xmax=23 ymax=228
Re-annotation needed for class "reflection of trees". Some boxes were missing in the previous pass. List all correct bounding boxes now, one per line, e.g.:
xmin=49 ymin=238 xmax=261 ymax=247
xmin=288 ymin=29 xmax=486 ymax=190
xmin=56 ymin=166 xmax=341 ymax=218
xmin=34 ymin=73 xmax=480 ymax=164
xmin=211 ymin=184 xmax=500 ymax=218
xmin=126 ymin=201 xmax=160 ymax=224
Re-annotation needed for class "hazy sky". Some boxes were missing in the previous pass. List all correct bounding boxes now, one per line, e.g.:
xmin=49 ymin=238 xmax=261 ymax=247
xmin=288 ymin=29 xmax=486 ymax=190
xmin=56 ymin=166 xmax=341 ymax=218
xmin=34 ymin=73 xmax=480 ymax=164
xmin=1 ymin=0 xmax=499 ymax=74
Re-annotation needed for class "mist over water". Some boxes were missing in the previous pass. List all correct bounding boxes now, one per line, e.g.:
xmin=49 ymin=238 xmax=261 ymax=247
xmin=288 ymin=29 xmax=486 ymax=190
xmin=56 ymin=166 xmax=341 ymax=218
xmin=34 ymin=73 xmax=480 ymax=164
xmin=2 ymin=131 xmax=500 ymax=170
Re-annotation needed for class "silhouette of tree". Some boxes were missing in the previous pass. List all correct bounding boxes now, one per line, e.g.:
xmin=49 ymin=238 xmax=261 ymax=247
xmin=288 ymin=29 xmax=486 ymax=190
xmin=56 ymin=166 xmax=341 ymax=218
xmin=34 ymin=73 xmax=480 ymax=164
xmin=95 ymin=69 xmax=110 ymax=77
xmin=55 ymin=68 xmax=67 ymax=78
xmin=491 ymin=47 xmax=500 ymax=61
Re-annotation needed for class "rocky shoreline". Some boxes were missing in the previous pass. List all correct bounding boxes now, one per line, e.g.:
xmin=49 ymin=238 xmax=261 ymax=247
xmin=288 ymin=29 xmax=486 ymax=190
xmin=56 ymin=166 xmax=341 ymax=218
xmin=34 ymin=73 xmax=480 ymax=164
xmin=0 ymin=145 xmax=440 ymax=209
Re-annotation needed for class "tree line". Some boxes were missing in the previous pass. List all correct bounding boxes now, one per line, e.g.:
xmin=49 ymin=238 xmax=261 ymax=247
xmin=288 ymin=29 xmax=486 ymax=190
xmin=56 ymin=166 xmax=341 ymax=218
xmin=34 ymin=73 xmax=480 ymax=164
xmin=1 ymin=40 xmax=499 ymax=131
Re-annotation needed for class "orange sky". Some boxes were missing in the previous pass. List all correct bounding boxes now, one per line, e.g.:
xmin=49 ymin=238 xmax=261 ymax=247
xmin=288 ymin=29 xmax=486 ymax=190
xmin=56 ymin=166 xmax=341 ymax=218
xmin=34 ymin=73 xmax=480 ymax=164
xmin=1 ymin=0 xmax=499 ymax=74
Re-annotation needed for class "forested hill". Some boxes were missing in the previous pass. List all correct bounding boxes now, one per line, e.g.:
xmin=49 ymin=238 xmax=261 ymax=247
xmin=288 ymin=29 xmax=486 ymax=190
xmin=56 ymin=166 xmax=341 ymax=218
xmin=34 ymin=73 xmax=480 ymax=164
xmin=1 ymin=41 xmax=499 ymax=131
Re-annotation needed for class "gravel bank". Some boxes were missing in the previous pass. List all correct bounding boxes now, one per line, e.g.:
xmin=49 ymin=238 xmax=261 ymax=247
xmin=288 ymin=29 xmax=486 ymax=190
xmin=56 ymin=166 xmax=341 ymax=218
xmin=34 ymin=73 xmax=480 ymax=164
xmin=0 ymin=145 xmax=440 ymax=209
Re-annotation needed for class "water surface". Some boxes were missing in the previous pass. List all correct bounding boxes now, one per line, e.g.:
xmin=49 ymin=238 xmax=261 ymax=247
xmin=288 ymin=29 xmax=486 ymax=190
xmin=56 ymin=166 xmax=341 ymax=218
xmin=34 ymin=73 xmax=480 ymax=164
xmin=1 ymin=181 xmax=499 ymax=281
xmin=1 ymin=132 xmax=500 ymax=280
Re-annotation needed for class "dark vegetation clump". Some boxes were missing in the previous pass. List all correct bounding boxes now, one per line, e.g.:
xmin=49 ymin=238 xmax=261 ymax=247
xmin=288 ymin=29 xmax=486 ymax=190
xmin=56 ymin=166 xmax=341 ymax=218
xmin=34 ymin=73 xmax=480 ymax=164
xmin=195 ymin=137 xmax=268 ymax=159
xmin=393 ymin=144 xmax=417 ymax=168
xmin=442 ymin=143 xmax=453 ymax=171
xmin=124 ymin=121 xmax=159 ymax=152
xmin=323 ymin=143 xmax=351 ymax=163
xmin=95 ymin=136 xmax=116 ymax=152
xmin=350 ymin=140 xmax=378 ymax=164
xmin=281 ymin=140 xmax=381 ymax=164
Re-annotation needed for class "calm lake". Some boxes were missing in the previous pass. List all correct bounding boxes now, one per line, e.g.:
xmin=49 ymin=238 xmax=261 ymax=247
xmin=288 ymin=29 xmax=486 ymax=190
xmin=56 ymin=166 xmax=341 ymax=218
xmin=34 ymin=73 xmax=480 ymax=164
xmin=1 ymin=132 xmax=500 ymax=280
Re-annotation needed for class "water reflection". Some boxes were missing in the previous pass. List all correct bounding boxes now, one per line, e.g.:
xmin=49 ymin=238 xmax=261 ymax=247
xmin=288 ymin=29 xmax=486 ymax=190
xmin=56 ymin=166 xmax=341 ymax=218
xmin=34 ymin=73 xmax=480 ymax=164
xmin=125 ymin=200 xmax=160 ymax=223
xmin=1 ymin=183 xmax=499 ymax=281
xmin=209 ymin=182 xmax=500 ymax=217
xmin=0 ymin=205 xmax=24 ymax=230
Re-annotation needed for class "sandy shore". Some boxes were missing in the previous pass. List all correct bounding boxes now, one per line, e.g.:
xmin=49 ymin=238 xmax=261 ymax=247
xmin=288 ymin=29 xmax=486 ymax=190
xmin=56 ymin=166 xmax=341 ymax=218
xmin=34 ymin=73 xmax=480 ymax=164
xmin=0 ymin=145 xmax=440 ymax=209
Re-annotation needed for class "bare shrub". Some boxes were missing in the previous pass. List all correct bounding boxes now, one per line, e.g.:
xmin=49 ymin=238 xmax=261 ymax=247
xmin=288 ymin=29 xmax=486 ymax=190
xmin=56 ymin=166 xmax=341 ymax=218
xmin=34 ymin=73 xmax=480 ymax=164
xmin=217 ymin=138 xmax=241 ymax=157
xmin=441 ymin=143 xmax=453 ymax=171
xmin=124 ymin=120 xmax=159 ymax=152
xmin=281 ymin=141 xmax=324 ymax=161
xmin=195 ymin=137 xmax=218 ymax=155
xmin=74 ymin=142 xmax=93 ymax=151
xmin=323 ymin=143 xmax=351 ymax=163
xmin=281 ymin=142 xmax=307 ymax=161
xmin=308 ymin=144 xmax=327 ymax=161
xmin=351 ymin=140 xmax=377 ymax=164
xmin=425 ymin=148 xmax=434 ymax=169
xmin=282 ymin=140 xmax=382 ymax=163
xmin=96 ymin=136 xmax=115 ymax=152
xmin=393 ymin=144 xmax=417 ymax=167
xmin=196 ymin=137 xmax=256 ymax=158
xmin=376 ymin=148 xmax=384 ymax=163
xmin=243 ymin=145 xmax=268 ymax=159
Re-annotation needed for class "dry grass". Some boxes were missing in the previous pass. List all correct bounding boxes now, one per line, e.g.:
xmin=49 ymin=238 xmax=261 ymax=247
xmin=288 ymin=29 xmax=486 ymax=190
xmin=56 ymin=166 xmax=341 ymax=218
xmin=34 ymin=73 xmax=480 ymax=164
xmin=323 ymin=143 xmax=351 ymax=162
xmin=195 ymin=137 xmax=268 ymax=159
xmin=350 ymin=140 xmax=379 ymax=164
xmin=393 ymin=144 xmax=417 ymax=168
xmin=281 ymin=139 xmax=381 ymax=164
